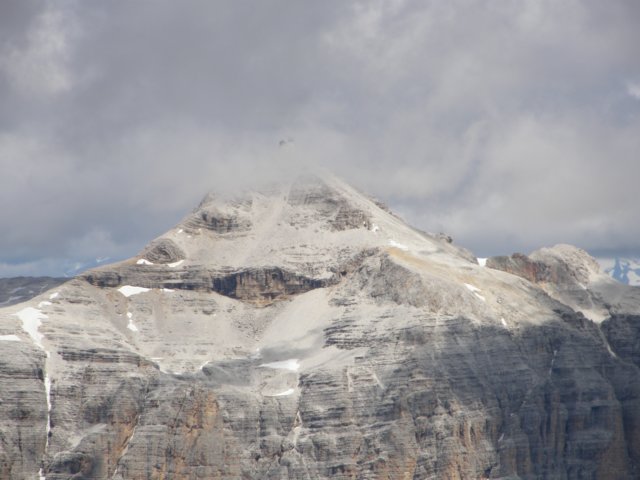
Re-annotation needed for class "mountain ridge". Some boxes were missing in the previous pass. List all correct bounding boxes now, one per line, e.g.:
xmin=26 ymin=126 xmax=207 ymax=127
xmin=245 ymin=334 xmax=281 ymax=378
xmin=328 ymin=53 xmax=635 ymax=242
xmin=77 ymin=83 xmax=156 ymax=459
xmin=1 ymin=174 xmax=639 ymax=479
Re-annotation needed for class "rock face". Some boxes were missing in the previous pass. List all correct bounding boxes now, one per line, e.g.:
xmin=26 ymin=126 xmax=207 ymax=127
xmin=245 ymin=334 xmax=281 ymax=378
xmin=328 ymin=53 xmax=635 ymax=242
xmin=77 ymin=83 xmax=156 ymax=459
xmin=1 ymin=174 xmax=640 ymax=479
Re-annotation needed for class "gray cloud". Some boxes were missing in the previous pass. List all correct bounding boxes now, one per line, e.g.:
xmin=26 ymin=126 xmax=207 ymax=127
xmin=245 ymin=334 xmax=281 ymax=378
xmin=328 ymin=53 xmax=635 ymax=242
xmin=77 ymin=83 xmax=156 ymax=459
xmin=1 ymin=0 xmax=639 ymax=276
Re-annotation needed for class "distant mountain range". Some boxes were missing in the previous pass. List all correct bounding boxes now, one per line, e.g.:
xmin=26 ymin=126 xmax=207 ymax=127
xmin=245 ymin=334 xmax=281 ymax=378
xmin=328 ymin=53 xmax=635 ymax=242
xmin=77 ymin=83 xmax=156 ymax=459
xmin=0 ymin=277 xmax=66 ymax=307
xmin=597 ymin=257 xmax=640 ymax=286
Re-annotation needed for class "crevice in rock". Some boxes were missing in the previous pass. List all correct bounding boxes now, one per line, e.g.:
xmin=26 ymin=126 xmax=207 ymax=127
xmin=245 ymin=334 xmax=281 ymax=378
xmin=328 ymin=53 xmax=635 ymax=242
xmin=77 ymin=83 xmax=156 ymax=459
xmin=58 ymin=347 xmax=153 ymax=366
xmin=211 ymin=267 xmax=331 ymax=305
xmin=83 ymin=266 xmax=340 ymax=306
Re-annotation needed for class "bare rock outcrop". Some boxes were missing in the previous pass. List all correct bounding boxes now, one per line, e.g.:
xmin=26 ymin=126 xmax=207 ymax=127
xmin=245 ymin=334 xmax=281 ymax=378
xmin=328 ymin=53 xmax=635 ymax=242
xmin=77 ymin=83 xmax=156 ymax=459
xmin=141 ymin=238 xmax=185 ymax=264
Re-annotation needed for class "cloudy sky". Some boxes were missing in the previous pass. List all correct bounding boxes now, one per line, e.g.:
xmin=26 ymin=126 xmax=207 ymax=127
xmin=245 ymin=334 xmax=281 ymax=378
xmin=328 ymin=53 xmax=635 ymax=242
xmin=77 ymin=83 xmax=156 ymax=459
xmin=1 ymin=0 xmax=639 ymax=277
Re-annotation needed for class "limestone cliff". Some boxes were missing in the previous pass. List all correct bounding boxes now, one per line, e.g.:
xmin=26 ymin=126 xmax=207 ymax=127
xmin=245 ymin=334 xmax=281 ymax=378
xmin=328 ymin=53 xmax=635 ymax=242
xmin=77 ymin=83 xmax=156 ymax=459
xmin=1 ymin=175 xmax=639 ymax=479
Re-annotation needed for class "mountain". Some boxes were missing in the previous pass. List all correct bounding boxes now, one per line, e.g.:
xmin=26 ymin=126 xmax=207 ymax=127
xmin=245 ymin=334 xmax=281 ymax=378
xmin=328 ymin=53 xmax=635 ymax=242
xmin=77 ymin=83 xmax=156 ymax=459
xmin=0 ymin=277 xmax=66 ymax=307
xmin=598 ymin=257 xmax=640 ymax=286
xmin=1 ymin=174 xmax=639 ymax=479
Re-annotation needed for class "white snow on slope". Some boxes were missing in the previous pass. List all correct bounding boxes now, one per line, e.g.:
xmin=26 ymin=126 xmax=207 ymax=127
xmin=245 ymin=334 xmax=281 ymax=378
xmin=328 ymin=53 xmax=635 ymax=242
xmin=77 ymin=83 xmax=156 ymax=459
xmin=126 ymin=312 xmax=138 ymax=332
xmin=13 ymin=306 xmax=52 ymax=466
xmin=464 ymin=283 xmax=486 ymax=302
xmin=44 ymin=375 xmax=51 ymax=436
xmin=477 ymin=258 xmax=487 ymax=267
xmin=464 ymin=283 xmax=481 ymax=293
xmin=259 ymin=359 xmax=300 ymax=371
xmin=38 ymin=301 xmax=52 ymax=308
xmin=118 ymin=285 xmax=150 ymax=297
xmin=388 ymin=240 xmax=409 ymax=251
xmin=49 ymin=292 xmax=59 ymax=300
xmin=266 ymin=388 xmax=295 ymax=397
xmin=136 ymin=259 xmax=154 ymax=265
xmin=167 ymin=260 xmax=184 ymax=268
xmin=0 ymin=334 xmax=21 ymax=342
xmin=13 ymin=307 xmax=47 ymax=349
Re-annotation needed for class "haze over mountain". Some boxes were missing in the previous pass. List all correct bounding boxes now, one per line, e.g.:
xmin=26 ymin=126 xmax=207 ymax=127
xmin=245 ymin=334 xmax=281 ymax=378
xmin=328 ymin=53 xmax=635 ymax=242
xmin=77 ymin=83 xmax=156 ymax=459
xmin=1 ymin=1 xmax=640 ymax=277
xmin=1 ymin=175 xmax=639 ymax=479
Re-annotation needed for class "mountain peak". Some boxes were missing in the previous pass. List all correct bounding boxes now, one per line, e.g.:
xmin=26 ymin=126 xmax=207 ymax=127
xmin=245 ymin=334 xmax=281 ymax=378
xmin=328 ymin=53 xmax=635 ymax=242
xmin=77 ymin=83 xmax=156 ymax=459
xmin=3 ymin=176 xmax=640 ymax=479
xmin=118 ymin=173 xmax=471 ymax=280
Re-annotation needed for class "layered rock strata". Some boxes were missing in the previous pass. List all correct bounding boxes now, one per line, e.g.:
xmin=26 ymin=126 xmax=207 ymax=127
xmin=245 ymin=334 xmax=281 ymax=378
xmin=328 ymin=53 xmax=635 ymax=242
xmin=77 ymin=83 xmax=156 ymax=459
xmin=0 ymin=175 xmax=639 ymax=479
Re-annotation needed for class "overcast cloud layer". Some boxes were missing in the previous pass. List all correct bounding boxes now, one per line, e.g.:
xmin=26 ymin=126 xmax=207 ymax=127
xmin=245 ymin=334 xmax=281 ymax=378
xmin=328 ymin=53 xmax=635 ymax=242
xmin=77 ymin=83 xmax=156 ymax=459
xmin=1 ymin=0 xmax=640 ymax=277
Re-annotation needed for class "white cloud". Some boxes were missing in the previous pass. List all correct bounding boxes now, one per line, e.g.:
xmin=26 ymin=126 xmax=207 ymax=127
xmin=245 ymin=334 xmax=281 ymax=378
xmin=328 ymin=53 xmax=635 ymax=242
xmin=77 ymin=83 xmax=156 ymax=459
xmin=1 ymin=1 xmax=640 ymax=275
xmin=627 ymin=82 xmax=640 ymax=100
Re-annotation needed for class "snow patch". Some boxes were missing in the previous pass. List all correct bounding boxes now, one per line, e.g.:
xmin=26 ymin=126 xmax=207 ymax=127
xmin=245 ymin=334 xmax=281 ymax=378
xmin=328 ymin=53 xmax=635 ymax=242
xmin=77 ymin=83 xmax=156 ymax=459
xmin=389 ymin=240 xmax=409 ymax=251
xmin=126 ymin=312 xmax=138 ymax=332
xmin=464 ymin=283 xmax=481 ymax=293
xmin=464 ymin=283 xmax=486 ymax=302
xmin=501 ymin=317 xmax=507 ymax=327
xmin=44 ymin=374 xmax=51 ymax=437
xmin=259 ymin=359 xmax=300 ymax=371
xmin=267 ymin=388 xmax=295 ymax=397
xmin=13 ymin=307 xmax=47 ymax=349
xmin=38 ymin=301 xmax=52 ymax=308
xmin=371 ymin=224 xmax=380 ymax=233
xmin=118 ymin=285 xmax=150 ymax=297
xmin=167 ymin=260 xmax=184 ymax=268
xmin=49 ymin=292 xmax=59 ymax=300
xmin=477 ymin=258 xmax=487 ymax=267
xmin=136 ymin=259 xmax=154 ymax=265
xmin=0 ymin=334 xmax=21 ymax=342
xmin=162 ymin=288 xmax=174 ymax=293
xmin=14 ymin=306 xmax=52 ymax=466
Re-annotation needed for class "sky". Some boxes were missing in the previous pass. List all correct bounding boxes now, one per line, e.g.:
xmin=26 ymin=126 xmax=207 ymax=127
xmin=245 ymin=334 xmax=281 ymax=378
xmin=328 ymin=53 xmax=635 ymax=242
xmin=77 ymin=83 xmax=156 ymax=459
xmin=1 ymin=0 xmax=639 ymax=277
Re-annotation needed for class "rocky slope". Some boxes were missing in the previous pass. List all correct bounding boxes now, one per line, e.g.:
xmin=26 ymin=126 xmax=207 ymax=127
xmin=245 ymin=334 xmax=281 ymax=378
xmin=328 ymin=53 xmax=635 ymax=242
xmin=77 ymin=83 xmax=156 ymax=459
xmin=1 ymin=175 xmax=639 ymax=479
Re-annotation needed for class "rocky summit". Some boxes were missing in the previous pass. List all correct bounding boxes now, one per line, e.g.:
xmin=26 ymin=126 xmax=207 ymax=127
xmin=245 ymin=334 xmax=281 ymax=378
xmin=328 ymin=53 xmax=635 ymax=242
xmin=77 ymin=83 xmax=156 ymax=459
xmin=1 ymin=174 xmax=640 ymax=479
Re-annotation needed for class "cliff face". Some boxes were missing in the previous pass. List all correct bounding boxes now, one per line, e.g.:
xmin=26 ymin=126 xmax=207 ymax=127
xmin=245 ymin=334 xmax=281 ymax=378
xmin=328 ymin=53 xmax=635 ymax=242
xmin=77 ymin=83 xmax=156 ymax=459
xmin=1 ymin=175 xmax=639 ymax=479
